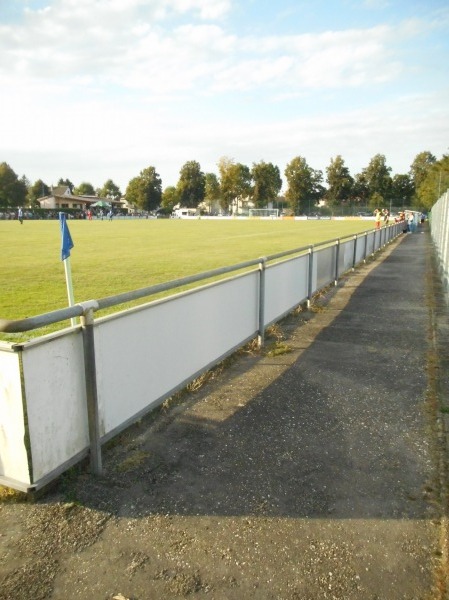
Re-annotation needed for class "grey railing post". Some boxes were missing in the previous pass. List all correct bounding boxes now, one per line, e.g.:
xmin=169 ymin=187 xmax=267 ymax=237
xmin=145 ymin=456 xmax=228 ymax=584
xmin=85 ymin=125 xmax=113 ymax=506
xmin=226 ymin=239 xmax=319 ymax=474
xmin=258 ymin=257 xmax=267 ymax=348
xmin=79 ymin=301 xmax=102 ymax=475
xmin=364 ymin=232 xmax=368 ymax=262
xmin=352 ymin=234 xmax=357 ymax=271
xmin=334 ymin=238 xmax=340 ymax=285
xmin=307 ymin=245 xmax=314 ymax=307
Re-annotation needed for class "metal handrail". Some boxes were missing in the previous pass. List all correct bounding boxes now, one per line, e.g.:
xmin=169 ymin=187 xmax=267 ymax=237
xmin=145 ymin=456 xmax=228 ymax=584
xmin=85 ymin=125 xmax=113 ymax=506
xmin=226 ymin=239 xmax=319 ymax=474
xmin=0 ymin=227 xmax=382 ymax=334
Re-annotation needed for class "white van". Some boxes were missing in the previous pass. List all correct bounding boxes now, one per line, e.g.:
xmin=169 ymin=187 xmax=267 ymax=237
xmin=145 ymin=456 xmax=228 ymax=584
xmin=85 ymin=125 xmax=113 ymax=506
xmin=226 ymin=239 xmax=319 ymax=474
xmin=172 ymin=208 xmax=198 ymax=218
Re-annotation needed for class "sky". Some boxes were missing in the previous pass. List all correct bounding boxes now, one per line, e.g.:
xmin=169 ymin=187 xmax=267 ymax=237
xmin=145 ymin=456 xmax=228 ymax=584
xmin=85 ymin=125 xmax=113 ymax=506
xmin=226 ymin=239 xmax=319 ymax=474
xmin=0 ymin=0 xmax=448 ymax=193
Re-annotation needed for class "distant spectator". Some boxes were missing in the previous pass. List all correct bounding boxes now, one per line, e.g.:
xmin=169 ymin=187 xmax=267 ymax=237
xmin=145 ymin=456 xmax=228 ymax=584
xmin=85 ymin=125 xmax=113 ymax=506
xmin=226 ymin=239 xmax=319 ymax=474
xmin=18 ymin=207 xmax=23 ymax=224
xmin=374 ymin=208 xmax=382 ymax=230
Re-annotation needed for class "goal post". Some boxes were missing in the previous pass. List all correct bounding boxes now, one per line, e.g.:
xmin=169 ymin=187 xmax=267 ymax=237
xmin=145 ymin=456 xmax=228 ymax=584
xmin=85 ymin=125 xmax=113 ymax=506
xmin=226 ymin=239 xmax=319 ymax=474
xmin=248 ymin=208 xmax=279 ymax=219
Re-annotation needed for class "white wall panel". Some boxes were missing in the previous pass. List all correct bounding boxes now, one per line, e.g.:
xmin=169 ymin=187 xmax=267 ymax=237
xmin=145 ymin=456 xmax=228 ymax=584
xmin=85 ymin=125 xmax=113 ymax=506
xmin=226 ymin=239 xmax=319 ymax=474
xmin=316 ymin=246 xmax=336 ymax=289
xmin=355 ymin=235 xmax=367 ymax=264
xmin=0 ymin=350 xmax=30 ymax=484
xmin=366 ymin=231 xmax=375 ymax=255
xmin=21 ymin=331 xmax=89 ymax=481
xmin=95 ymin=272 xmax=259 ymax=435
xmin=264 ymin=256 xmax=309 ymax=325
xmin=340 ymin=239 xmax=355 ymax=273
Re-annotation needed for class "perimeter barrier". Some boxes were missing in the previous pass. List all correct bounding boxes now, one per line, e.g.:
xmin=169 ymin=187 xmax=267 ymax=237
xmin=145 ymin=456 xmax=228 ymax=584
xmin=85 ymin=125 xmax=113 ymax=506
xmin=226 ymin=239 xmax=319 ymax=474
xmin=0 ymin=223 xmax=402 ymax=492
xmin=430 ymin=190 xmax=449 ymax=307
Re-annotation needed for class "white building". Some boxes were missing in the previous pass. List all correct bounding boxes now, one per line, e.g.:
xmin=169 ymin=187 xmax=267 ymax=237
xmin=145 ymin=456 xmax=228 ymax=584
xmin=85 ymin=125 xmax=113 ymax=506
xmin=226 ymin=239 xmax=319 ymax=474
xmin=38 ymin=187 xmax=126 ymax=212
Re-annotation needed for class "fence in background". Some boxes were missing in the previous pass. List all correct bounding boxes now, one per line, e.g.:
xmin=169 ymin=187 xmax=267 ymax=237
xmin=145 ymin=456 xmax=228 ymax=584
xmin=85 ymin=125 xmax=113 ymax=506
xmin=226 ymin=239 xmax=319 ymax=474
xmin=0 ymin=224 xmax=401 ymax=492
xmin=430 ymin=190 xmax=449 ymax=306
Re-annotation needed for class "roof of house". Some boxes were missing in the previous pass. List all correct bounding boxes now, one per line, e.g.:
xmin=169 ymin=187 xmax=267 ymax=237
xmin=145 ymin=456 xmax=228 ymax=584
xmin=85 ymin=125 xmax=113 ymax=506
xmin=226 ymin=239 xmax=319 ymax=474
xmin=51 ymin=186 xmax=72 ymax=196
xmin=38 ymin=193 xmax=125 ymax=207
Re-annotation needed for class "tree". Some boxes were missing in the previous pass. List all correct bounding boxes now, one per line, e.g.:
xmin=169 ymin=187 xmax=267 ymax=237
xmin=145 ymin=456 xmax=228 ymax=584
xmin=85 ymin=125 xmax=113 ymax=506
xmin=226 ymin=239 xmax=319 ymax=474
xmin=409 ymin=151 xmax=436 ymax=190
xmin=309 ymin=170 xmax=325 ymax=207
xmin=390 ymin=174 xmax=414 ymax=209
xmin=125 ymin=166 xmax=162 ymax=211
xmin=415 ymin=154 xmax=449 ymax=210
xmin=27 ymin=179 xmax=50 ymax=206
xmin=325 ymin=155 xmax=353 ymax=206
xmin=218 ymin=157 xmax=252 ymax=213
xmin=360 ymin=154 xmax=392 ymax=207
xmin=98 ymin=179 xmax=122 ymax=201
xmin=161 ymin=186 xmax=179 ymax=211
xmin=0 ymin=162 xmax=27 ymax=208
xmin=74 ymin=182 xmax=96 ymax=196
xmin=370 ymin=192 xmax=384 ymax=212
xmin=176 ymin=160 xmax=206 ymax=208
xmin=352 ymin=172 xmax=369 ymax=206
xmin=284 ymin=156 xmax=323 ymax=214
xmin=250 ymin=161 xmax=282 ymax=208
xmin=204 ymin=173 xmax=221 ymax=214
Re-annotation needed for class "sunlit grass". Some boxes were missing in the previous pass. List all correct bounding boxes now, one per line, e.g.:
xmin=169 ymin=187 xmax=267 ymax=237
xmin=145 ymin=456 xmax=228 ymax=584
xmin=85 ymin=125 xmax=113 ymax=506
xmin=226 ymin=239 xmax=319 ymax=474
xmin=0 ymin=218 xmax=372 ymax=337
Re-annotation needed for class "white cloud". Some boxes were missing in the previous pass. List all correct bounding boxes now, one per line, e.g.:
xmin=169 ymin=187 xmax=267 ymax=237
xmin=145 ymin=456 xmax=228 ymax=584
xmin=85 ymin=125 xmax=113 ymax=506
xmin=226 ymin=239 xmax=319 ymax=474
xmin=169 ymin=0 xmax=232 ymax=19
xmin=0 ymin=0 xmax=447 ymax=191
xmin=0 ymin=3 xmax=414 ymax=94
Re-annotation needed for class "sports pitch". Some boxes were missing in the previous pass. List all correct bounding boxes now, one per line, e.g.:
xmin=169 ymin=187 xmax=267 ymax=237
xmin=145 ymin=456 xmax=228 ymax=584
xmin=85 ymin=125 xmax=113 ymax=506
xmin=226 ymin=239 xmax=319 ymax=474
xmin=0 ymin=218 xmax=374 ymax=323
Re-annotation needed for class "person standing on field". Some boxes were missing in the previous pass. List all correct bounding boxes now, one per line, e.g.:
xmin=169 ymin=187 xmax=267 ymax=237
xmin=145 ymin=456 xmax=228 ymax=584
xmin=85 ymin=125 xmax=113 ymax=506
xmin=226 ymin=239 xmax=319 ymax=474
xmin=374 ymin=208 xmax=382 ymax=230
xmin=18 ymin=207 xmax=23 ymax=224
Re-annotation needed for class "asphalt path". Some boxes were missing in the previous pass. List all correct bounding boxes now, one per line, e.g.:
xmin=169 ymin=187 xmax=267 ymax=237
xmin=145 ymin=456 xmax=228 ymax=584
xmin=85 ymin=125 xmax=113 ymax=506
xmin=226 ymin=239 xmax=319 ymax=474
xmin=1 ymin=226 xmax=448 ymax=600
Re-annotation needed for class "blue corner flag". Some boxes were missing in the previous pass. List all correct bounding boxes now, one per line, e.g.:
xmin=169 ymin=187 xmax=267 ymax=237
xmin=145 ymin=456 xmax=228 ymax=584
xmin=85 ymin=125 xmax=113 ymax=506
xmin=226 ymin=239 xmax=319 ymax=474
xmin=59 ymin=212 xmax=74 ymax=261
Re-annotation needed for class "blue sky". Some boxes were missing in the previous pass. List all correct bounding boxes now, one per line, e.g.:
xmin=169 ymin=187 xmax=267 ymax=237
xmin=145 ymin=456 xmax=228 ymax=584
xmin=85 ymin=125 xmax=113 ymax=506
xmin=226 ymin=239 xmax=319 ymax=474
xmin=0 ymin=0 xmax=448 ymax=193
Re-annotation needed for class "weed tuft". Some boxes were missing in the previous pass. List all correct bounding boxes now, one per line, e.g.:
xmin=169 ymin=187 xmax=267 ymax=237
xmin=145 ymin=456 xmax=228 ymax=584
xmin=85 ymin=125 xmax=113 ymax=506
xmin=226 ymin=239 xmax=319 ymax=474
xmin=266 ymin=342 xmax=292 ymax=357
xmin=116 ymin=450 xmax=150 ymax=473
xmin=265 ymin=323 xmax=285 ymax=342
xmin=0 ymin=485 xmax=28 ymax=503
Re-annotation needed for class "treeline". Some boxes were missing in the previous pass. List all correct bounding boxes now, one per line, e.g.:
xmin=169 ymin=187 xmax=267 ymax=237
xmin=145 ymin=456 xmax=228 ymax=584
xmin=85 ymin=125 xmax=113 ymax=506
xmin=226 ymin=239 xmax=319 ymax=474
xmin=1 ymin=151 xmax=448 ymax=214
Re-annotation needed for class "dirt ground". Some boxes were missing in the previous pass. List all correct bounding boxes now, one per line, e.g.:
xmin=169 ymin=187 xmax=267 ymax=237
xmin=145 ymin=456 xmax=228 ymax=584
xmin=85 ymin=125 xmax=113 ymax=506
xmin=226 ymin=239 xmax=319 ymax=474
xmin=0 ymin=234 xmax=448 ymax=600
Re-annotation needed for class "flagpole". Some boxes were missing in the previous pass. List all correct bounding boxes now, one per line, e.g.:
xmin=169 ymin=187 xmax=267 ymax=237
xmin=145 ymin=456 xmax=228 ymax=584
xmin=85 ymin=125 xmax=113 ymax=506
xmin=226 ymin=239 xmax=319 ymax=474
xmin=59 ymin=212 xmax=77 ymax=326
xmin=63 ymin=255 xmax=77 ymax=326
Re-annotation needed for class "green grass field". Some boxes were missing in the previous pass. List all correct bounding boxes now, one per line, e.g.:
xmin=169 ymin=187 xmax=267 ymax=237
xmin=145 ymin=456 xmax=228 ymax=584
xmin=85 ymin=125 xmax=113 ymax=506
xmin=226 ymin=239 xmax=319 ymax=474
xmin=0 ymin=218 xmax=373 ymax=326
